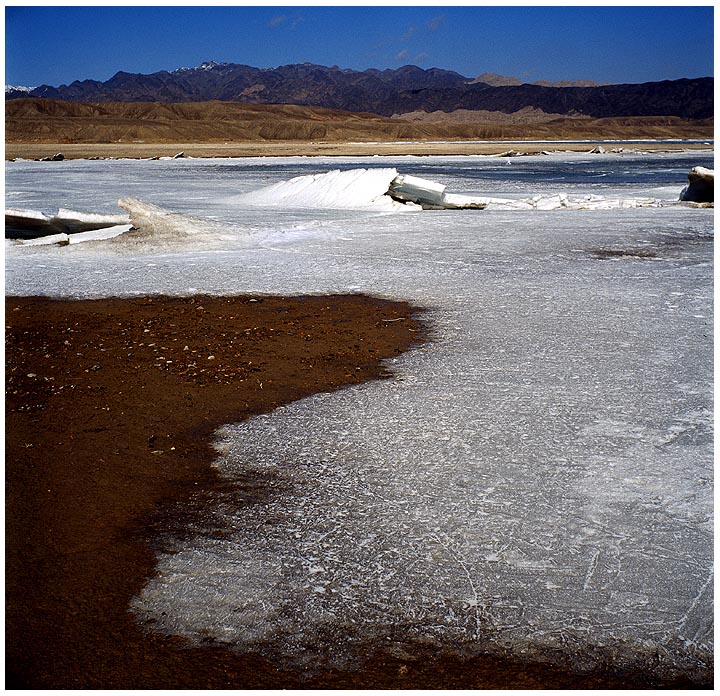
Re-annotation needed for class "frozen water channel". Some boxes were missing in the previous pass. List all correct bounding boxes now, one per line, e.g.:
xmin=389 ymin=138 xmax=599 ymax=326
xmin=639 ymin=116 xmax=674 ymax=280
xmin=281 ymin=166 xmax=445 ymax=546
xmin=5 ymin=151 xmax=714 ymax=682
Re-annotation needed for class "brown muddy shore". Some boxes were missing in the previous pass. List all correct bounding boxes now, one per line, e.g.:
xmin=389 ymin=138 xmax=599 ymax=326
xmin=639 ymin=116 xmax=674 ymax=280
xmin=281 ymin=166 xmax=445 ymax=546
xmin=5 ymin=295 xmax=709 ymax=689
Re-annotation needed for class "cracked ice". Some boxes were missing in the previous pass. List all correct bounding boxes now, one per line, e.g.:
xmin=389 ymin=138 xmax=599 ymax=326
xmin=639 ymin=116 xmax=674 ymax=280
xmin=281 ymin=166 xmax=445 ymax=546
xmin=5 ymin=150 xmax=713 ymax=682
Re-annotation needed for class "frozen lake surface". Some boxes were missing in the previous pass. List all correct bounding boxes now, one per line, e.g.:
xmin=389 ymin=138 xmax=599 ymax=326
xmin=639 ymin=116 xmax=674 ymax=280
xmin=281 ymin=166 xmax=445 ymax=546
xmin=5 ymin=151 xmax=714 ymax=682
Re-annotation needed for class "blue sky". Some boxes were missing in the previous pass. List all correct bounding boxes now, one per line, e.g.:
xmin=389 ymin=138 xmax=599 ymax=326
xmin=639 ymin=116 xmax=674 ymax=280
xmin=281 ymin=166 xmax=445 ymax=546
xmin=4 ymin=5 xmax=715 ymax=88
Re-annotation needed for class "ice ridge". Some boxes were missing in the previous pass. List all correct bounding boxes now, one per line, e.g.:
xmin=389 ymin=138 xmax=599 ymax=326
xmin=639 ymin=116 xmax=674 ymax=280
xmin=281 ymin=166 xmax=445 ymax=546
xmin=6 ymin=167 xmax=672 ymax=249
xmin=234 ymin=168 xmax=665 ymax=211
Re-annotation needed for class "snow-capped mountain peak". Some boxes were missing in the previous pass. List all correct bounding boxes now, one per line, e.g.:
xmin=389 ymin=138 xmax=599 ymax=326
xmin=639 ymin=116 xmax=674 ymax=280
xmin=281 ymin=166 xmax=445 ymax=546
xmin=171 ymin=60 xmax=229 ymax=74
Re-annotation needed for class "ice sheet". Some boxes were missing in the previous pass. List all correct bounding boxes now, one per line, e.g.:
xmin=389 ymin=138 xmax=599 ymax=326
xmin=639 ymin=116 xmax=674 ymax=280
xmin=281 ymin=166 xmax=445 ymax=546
xmin=5 ymin=151 xmax=714 ymax=683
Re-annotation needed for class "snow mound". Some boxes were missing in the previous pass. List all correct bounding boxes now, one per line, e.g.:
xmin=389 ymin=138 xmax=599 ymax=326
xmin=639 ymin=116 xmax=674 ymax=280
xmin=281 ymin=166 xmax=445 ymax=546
xmin=234 ymin=168 xmax=410 ymax=210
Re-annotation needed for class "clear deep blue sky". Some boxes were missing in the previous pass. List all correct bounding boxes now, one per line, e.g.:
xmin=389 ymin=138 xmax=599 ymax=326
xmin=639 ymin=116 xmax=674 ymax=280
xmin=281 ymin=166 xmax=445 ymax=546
xmin=5 ymin=5 xmax=715 ymax=88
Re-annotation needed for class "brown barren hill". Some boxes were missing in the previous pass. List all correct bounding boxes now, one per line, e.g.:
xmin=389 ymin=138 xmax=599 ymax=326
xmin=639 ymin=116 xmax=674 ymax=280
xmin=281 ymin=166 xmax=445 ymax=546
xmin=5 ymin=98 xmax=714 ymax=154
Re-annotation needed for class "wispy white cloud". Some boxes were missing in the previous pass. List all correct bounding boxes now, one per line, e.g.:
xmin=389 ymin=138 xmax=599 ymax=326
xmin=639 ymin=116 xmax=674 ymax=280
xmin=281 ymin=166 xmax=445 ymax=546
xmin=401 ymin=25 xmax=416 ymax=42
xmin=426 ymin=14 xmax=445 ymax=32
xmin=268 ymin=13 xmax=304 ymax=30
xmin=393 ymin=14 xmax=442 ymax=66
xmin=395 ymin=49 xmax=429 ymax=64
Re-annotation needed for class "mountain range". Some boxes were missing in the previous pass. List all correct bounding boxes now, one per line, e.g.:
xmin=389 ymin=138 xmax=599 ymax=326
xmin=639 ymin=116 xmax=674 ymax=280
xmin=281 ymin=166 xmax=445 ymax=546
xmin=469 ymin=72 xmax=607 ymax=88
xmin=5 ymin=62 xmax=713 ymax=120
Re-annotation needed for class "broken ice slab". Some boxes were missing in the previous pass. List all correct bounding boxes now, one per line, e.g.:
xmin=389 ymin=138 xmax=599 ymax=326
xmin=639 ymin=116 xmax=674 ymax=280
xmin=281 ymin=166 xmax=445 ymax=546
xmin=388 ymin=173 xmax=487 ymax=209
xmin=5 ymin=207 xmax=131 ymax=239
xmin=679 ymin=166 xmax=714 ymax=203
xmin=15 ymin=224 xmax=134 ymax=246
xmin=387 ymin=173 xmax=446 ymax=207
xmin=5 ymin=208 xmax=64 ymax=238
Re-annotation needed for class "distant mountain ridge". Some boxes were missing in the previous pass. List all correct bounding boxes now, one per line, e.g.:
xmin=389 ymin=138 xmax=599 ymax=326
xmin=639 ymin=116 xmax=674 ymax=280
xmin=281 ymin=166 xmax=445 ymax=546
xmin=470 ymin=72 xmax=608 ymax=87
xmin=5 ymin=61 xmax=713 ymax=119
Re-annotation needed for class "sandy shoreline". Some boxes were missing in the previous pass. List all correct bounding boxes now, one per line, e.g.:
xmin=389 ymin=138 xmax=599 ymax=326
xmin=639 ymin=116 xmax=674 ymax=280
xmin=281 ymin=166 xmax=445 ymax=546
xmin=5 ymin=294 xmax=424 ymax=688
xmin=5 ymin=139 xmax=713 ymax=161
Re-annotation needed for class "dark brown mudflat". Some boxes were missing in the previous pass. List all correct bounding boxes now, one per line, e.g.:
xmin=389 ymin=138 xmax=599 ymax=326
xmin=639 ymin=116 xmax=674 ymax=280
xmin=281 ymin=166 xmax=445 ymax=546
xmin=5 ymin=294 xmax=708 ymax=689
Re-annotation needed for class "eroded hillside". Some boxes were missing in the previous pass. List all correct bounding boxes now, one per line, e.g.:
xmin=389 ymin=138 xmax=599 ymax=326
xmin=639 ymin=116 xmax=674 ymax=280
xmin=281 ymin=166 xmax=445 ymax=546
xmin=6 ymin=98 xmax=714 ymax=146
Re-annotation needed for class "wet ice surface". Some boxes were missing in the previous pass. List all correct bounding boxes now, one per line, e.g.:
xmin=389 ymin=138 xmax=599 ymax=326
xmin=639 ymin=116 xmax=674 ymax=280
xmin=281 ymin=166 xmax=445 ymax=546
xmin=5 ymin=151 xmax=713 ymax=682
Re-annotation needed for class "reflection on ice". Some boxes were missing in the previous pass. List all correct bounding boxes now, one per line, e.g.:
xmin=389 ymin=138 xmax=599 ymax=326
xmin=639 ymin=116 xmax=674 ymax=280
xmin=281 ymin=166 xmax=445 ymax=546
xmin=5 ymin=151 xmax=714 ymax=683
